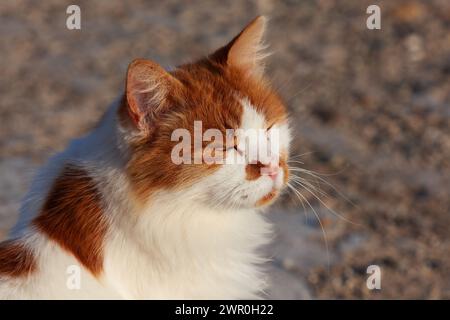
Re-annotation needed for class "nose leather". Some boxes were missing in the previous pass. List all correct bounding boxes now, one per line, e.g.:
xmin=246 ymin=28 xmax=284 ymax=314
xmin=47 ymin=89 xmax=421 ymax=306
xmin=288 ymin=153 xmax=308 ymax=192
xmin=261 ymin=162 xmax=279 ymax=180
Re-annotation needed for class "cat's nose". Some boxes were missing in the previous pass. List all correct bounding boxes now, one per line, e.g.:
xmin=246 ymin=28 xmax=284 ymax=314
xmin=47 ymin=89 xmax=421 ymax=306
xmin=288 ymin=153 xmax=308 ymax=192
xmin=261 ymin=161 xmax=279 ymax=181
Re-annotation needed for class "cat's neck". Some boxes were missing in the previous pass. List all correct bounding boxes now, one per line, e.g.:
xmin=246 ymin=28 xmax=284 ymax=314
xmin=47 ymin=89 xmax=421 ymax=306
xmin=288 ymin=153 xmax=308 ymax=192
xmin=101 ymin=187 xmax=272 ymax=298
xmin=106 ymin=177 xmax=271 ymax=256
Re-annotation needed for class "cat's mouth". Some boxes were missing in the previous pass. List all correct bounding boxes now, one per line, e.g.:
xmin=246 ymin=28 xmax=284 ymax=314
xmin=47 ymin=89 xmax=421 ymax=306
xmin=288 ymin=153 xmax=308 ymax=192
xmin=253 ymin=163 xmax=288 ymax=207
xmin=256 ymin=188 xmax=279 ymax=207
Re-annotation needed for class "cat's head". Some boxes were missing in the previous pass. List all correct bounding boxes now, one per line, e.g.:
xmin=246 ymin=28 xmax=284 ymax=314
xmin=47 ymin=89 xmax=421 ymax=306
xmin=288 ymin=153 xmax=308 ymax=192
xmin=118 ymin=16 xmax=291 ymax=210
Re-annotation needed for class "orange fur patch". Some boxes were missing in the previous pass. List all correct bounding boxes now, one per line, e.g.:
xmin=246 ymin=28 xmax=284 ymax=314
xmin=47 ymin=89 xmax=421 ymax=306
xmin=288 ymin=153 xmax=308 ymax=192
xmin=246 ymin=162 xmax=264 ymax=181
xmin=0 ymin=239 xmax=36 ymax=278
xmin=122 ymin=63 xmax=244 ymax=201
xmin=256 ymin=190 xmax=278 ymax=207
xmin=33 ymin=165 xmax=107 ymax=276
xmin=280 ymin=156 xmax=289 ymax=185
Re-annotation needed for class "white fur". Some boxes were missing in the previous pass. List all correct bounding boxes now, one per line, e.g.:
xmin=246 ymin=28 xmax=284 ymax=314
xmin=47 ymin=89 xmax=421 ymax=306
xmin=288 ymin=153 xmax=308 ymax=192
xmin=0 ymin=97 xmax=290 ymax=299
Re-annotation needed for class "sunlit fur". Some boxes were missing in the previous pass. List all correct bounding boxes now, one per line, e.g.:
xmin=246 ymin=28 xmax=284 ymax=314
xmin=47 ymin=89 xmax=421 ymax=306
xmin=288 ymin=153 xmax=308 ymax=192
xmin=0 ymin=16 xmax=291 ymax=299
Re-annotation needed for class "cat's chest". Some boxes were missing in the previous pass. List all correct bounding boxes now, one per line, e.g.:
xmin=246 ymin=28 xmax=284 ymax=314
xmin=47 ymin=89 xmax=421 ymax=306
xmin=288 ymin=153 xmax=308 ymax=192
xmin=104 ymin=211 xmax=271 ymax=299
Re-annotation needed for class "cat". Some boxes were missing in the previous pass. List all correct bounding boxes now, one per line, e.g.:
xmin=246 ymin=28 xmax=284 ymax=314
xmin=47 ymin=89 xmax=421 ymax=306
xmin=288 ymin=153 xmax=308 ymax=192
xmin=0 ymin=16 xmax=291 ymax=299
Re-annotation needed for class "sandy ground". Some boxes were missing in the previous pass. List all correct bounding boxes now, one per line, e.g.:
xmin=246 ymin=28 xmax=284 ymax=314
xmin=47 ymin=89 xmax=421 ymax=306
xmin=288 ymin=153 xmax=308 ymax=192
xmin=0 ymin=0 xmax=449 ymax=299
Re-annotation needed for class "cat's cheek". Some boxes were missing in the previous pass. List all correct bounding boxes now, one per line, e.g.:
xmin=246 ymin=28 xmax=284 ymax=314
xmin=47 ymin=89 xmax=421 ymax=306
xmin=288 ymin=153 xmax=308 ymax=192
xmin=274 ymin=166 xmax=286 ymax=190
xmin=242 ymin=178 xmax=272 ymax=207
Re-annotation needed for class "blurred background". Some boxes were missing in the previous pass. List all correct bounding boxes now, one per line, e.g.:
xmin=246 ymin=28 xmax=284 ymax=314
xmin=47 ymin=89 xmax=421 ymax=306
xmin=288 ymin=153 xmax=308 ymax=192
xmin=0 ymin=0 xmax=449 ymax=299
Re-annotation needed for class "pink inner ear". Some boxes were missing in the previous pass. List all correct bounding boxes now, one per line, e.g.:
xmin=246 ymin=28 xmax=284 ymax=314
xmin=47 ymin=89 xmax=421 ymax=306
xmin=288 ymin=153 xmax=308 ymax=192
xmin=229 ymin=18 xmax=266 ymax=61
xmin=125 ymin=59 xmax=171 ymax=129
xmin=207 ymin=16 xmax=269 ymax=77
xmin=227 ymin=16 xmax=268 ymax=78
xmin=126 ymin=86 xmax=144 ymax=127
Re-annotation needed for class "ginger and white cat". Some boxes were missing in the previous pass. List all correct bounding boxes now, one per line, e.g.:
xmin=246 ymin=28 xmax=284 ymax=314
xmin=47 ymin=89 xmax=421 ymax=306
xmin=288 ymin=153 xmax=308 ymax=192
xmin=0 ymin=16 xmax=291 ymax=299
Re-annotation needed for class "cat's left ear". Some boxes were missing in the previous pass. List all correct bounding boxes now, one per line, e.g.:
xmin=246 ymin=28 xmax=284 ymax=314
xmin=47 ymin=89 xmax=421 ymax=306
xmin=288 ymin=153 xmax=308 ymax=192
xmin=124 ymin=59 xmax=181 ymax=133
xmin=210 ymin=16 xmax=269 ymax=79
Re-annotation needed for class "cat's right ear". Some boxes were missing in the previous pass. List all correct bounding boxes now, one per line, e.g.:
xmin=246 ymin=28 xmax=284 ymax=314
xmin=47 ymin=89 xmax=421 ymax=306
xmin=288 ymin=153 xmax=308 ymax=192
xmin=124 ymin=59 xmax=179 ymax=133
xmin=210 ymin=16 xmax=269 ymax=79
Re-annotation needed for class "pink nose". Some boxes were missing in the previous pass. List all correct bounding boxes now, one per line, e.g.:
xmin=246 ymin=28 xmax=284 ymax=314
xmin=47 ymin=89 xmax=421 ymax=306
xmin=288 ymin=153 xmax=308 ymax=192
xmin=261 ymin=162 xmax=279 ymax=180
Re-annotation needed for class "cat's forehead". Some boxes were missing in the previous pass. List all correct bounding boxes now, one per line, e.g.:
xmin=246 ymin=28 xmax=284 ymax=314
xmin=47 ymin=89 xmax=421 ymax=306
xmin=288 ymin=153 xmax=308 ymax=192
xmin=172 ymin=63 xmax=287 ymax=130
xmin=239 ymin=97 xmax=266 ymax=130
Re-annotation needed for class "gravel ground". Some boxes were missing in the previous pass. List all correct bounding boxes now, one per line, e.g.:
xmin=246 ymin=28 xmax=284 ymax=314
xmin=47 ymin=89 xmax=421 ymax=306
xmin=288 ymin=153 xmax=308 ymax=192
xmin=0 ymin=0 xmax=449 ymax=299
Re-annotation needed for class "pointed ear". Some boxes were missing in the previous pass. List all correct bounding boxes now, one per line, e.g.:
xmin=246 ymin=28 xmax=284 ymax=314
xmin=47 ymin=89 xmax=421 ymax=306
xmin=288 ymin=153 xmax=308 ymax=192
xmin=210 ymin=16 xmax=269 ymax=78
xmin=125 ymin=59 xmax=178 ymax=131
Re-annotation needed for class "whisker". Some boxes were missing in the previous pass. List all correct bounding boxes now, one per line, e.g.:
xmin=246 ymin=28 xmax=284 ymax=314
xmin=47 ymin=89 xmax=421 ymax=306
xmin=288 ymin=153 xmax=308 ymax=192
xmin=291 ymin=178 xmax=360 ymax=226
xmin=285 ymin=80 xmax=315 ymax=104
xmin=287 ymin=183 xmax=330 ymax=272
xmin=286 ymin=182 xmax=308 ymax=222
xmin=288 ymin=151 xmax=316 ymax=160
xmin=289 ymin=175 xmax=328 ymax=198
xmin=289 ymin=167 xmax=358 ymax=208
